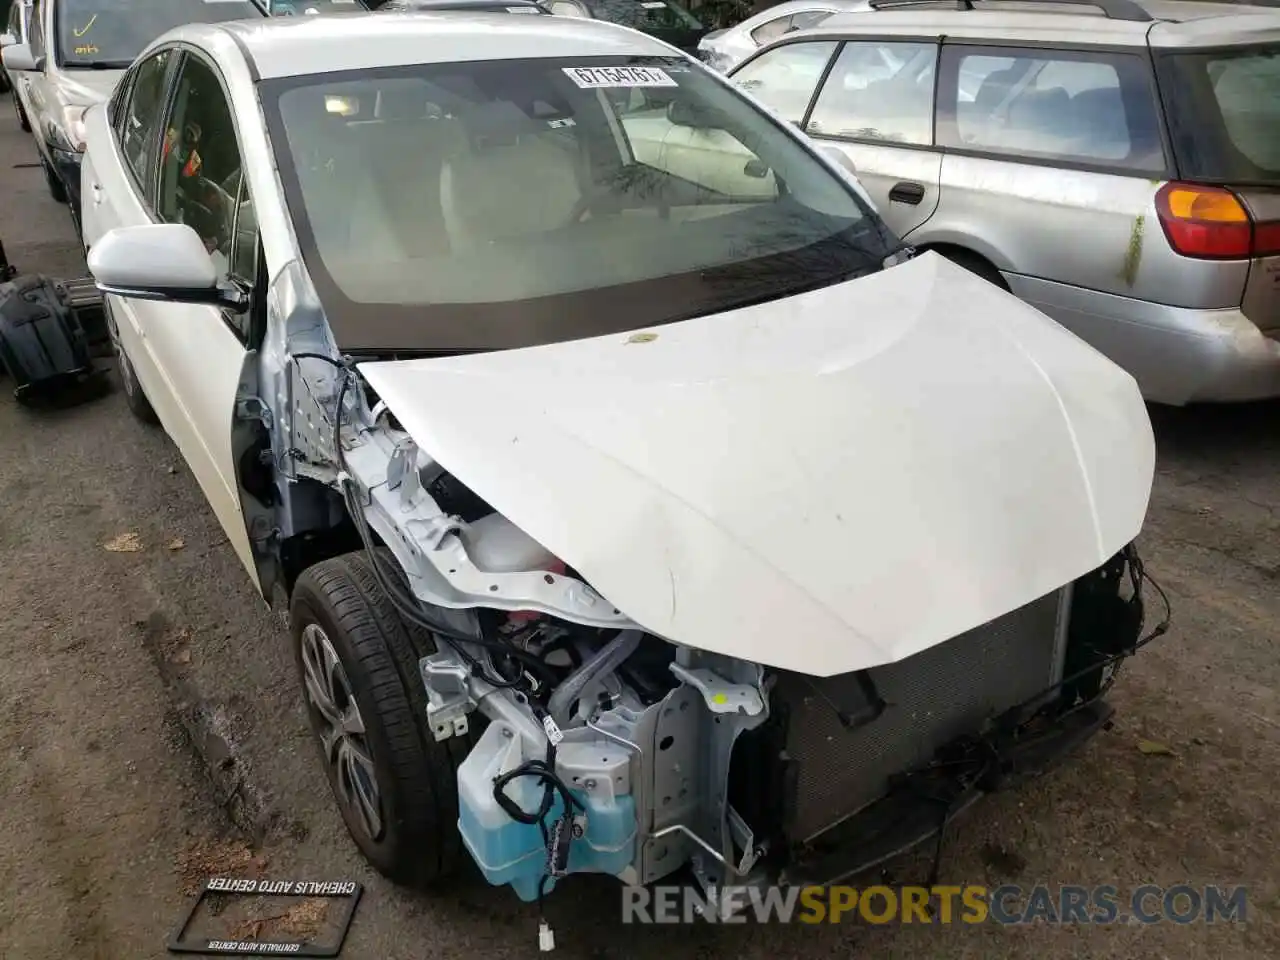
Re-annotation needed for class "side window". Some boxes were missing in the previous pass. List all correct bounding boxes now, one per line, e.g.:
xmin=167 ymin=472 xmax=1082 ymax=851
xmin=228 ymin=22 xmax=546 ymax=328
xmin=731 ymin=40 xmax=838 ymax=125
xmin=156 ymin=55 xmax=259 ymax=308
xmin=938 ymin=46 xmax=1165 ymax=172
xmin=548 ymin=0 xmax=588 ymax=15
xmin=790 ymin=10 xmax=832 ymax=31
xmin=120 ymin=50 xmax=171 ymax=187
xmin=806 ymin=41 xmax=937 ymax=145
xmin=108 ymin=67 xmax=136 ymax=131
xmin=27 ymin=0 xmax=42 ymax=57
xmin=750 ymin=14 xmax=794 ymax=46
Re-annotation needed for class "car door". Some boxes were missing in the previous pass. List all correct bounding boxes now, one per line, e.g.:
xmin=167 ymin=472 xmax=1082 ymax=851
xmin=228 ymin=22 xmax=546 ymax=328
xmin=91 ymin=47 xmax=263 ymax=585
xmin=929 ymin=44 xmax=1169 ymax=364
xmin=730 ymin=37 xmax=839 ymax=128
xmin=800 ymin=39 xmax=942 ymax=239
xmin=82 ymin=46 xmax=174 ymax=390
xmin=21 ymin=0 xmax=49 ymax=155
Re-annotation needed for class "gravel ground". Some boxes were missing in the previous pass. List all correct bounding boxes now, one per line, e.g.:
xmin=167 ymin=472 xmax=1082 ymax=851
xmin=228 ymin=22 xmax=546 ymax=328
xmin=0 ymin=109 xmax=1276 ymax=960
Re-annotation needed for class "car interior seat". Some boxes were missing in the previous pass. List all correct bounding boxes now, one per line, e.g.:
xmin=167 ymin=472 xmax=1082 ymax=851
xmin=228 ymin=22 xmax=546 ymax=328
xmin=960 ymin=66 xmax=1023 ymax=144
xmin=1000 ymin=85 xmax=1071 ymax=154
xmin=1068 ymin=85 xmax=1132 ymax=161
xmin=439 ymin=100 xmax=584 ymax=251
xmin=345 ymin=85 xmax=465 ymax=261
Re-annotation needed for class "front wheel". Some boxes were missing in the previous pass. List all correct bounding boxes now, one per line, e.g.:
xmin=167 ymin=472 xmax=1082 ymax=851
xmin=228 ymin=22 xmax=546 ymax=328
xmin=42 ymin=157 xmax=67 ymax=203
xmin=289 ymin=550 xmax=470 ymax=887
xmin=106 ymin=302 xmax=158 ymax=425
xmin=13 ymin=91 xmax=30 ymax=132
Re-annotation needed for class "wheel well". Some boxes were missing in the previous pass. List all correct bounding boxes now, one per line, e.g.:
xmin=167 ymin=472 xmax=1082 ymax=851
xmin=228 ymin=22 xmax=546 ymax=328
xmin=278 ymin=506 xmax=366 ymax=602
xmin=917 ymin=243 xmax=1010 ymax=292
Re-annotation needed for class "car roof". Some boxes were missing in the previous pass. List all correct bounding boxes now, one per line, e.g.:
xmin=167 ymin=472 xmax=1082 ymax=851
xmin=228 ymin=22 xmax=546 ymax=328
xmin=799 ymin=0 xmax=1280 ymax=49
xmin=203 ymin=11 xmax=679 ymax=78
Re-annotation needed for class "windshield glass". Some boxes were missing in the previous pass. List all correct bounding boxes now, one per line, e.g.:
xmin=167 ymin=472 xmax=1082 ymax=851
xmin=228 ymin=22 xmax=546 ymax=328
xmin=584 ymin=0 xmax=702 ymax=32
xmin=55 ymin=0 xmax=260 ymax=67
xmin=260 ymin=55 xmax=895 ymax=354
xmin=266 ymin=0 xmax=368 ymax=13
xmin=1159 ymin=45 xmax=1280 ymax=183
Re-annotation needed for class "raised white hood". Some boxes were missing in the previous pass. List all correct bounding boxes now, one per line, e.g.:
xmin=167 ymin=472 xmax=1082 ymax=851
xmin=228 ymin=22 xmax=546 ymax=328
xmin=358 ymin=252 xmax=1155 ymax=677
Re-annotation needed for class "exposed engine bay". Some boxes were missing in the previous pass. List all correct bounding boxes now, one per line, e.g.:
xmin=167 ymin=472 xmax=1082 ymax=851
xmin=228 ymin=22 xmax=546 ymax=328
xmin=260 ymin=320 xmax=1169 ymax=935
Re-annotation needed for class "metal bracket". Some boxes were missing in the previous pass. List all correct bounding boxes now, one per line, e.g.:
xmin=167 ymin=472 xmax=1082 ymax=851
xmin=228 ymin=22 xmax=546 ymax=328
xmin=727 ymin=805 xmax=762 ymax=875
xmin=669 ymin=664 xmax=765 ymax=716
xmin=387 ymin=438 xmax=421 ymax=509
xmin=419 ymin=652 xmax=476 ymax=742
xmin=234 ymin=394 xmax=273 ymax=429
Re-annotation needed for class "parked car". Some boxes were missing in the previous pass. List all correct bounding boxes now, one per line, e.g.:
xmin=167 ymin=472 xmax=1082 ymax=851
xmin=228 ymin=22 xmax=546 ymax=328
xmin=379 ymin=0 xmax=548 ymax=12
xmin=0 ymin=0 xmax=272 ymax=238
xmin=697 ymin=0 xmax=869 ymax=73
xmin=259 ymin=0 xmax=370 ymax=13
xmin=726 ymin=0 xmax=1280 ymax=405
xmin=80 ymin=11 xmax=1159 ymax=943
xmin=544 ymin=0 xmax=707 ymax=53
xmin=0 ymin=0 xmax=33 ymax=129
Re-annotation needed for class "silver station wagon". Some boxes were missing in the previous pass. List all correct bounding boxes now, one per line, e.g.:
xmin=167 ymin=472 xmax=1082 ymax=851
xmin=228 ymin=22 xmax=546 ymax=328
xmin=728 ymin=0 xmax=1280 ymax=405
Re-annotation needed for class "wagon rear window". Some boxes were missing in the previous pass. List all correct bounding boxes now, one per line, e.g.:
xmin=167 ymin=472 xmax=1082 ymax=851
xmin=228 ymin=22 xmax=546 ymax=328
xmin=1159 ymin=45 xmax=1280 ymax=183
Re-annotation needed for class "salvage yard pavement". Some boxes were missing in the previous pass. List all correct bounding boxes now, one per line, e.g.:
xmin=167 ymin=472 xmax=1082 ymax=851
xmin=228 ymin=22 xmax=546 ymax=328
xmin=1 ymin=110 xmax=1278 ymax=960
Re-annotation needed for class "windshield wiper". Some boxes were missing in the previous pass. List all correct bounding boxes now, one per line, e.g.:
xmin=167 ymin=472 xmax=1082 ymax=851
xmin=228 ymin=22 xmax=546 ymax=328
xmin=70 ymin=60 xmax=133 ymax=70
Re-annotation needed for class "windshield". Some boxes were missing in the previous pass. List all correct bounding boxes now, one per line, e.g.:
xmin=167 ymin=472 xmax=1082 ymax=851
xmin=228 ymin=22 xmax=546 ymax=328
xmin=260 ymin=55 xmax=894 ymax=354
xmin=265 ymin=0 xmax=368 ymax=13
xmin=55 ymin=0 xmax=260 ymax=68
xmin=1159 ymin=45 xmax=1280 ymax=183
xmin=583 ymin=0 xmax=703 ymax=32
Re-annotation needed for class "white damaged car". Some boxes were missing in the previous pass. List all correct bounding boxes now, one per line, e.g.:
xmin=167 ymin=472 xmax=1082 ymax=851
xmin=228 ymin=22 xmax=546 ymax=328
xmin=80 ymin=11 xmax=1164 ymax=940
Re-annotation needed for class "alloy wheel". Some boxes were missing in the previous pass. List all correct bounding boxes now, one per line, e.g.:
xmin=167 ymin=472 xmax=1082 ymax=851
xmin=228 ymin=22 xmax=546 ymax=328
xmin=299 ymin=623 xmax=384 ymax=842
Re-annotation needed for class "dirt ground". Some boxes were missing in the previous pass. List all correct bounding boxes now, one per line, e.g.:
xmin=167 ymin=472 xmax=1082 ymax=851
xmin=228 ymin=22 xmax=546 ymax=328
xmin=0 ymin=111 xmax=1276 ymax=960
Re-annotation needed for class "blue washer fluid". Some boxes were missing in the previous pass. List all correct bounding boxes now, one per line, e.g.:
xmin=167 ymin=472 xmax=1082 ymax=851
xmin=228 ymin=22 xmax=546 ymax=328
xmin=456 ymin=721 xmax=637 ymax=901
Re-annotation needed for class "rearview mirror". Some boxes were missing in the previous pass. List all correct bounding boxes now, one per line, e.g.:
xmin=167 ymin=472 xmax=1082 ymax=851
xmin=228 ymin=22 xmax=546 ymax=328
xmin=87 ymin=223 xmax=248 ymax=311
xmin=667 ymin=98 xmax=724 ymax=130
xmin=1 ymin=41 xmax=41 ymax=72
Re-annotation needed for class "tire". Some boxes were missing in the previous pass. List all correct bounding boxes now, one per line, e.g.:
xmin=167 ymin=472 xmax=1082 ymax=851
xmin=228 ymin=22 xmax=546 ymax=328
xmin=42 ymin=157 xmax=68 ymax=204
xmin=14 ymin=91 xmax=30 ymax=132
xmin=937 ymin=248 xmax=1010 ymax=292
xmin=106 ymin=302 xmax=159 ymax=425
xmin=290 ymin=549 xmax=470 ymax=888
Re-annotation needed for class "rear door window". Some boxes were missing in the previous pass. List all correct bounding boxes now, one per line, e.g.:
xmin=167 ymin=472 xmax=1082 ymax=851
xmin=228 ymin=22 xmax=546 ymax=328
xmin=1158 ymin=45 xmax=1280 ymax=182
xmin=937 ymin=45 xmax=1166 ymax=173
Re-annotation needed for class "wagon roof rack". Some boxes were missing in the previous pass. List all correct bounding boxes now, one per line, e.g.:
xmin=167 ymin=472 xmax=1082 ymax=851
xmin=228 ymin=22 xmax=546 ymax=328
xmin=865 ymin=0 xmax=1154 ymax=23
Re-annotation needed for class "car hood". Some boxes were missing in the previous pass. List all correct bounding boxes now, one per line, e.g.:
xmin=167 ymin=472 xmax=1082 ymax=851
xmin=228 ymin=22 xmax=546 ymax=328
xmin=357 ymin=252 xmax=1155 ymax=677
xmin=54 ymin=68 xmax=124 ymax=105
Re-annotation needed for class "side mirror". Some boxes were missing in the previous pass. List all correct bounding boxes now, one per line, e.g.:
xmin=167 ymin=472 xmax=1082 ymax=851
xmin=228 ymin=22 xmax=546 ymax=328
xmin=87 ymin=223 xmax=248 ymax=311
xmin=1 ymin=41 xmax=40 ymax=72
xmin=817 ymin=142 xmax=857 ymax=176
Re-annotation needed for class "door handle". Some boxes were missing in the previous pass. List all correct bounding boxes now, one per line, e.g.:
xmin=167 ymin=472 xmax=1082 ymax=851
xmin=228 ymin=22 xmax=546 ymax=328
xmin=90 ymin=182 xmax=102 ymax=205
xmin=888 ymin=181 xmax=926 ymax=205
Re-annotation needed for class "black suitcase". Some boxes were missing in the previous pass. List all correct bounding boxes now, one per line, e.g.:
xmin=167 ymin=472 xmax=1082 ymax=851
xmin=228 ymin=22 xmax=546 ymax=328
xmin=0 ymin=273 xmax=102 ymax=405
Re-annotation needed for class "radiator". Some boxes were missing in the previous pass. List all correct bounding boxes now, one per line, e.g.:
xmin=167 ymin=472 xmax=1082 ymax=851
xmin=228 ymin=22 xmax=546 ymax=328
xmin=776 ymin=588 xmax=1071 ymax=843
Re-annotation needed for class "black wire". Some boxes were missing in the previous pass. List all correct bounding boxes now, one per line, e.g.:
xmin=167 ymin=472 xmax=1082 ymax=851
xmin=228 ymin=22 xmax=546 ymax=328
xmin=311 ymin=354 xmax=587 ymax=932
xmin=318 ymin=359 xmax=562 ymax=695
